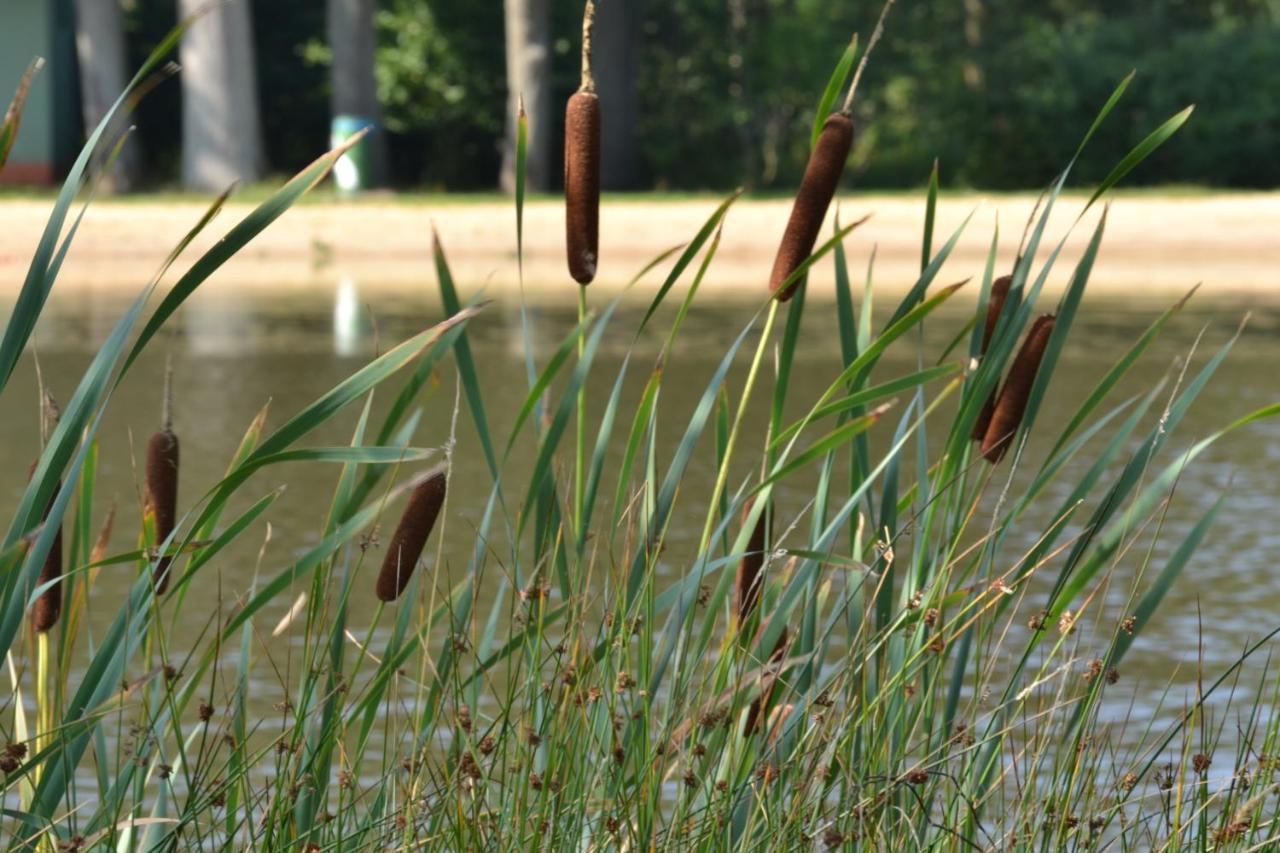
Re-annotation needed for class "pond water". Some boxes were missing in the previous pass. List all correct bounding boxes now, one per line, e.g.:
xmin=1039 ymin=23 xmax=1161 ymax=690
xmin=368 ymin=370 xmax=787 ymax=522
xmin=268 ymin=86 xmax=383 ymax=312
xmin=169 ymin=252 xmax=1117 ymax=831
xmin=4 ymin=279 xmax=1279 ymax=765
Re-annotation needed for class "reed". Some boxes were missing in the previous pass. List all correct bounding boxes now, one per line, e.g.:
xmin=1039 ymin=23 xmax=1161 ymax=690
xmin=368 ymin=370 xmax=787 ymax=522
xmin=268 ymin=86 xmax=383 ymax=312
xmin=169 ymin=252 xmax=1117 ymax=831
xmin=971 ymin=273 xmax=1013 ymax=442
xmin=565 ymin=1 xmax=600 ymax=285
xmin=980 ymin=313 xmax=1056 ymax=463
xmin=375 ymin=467 xmax=447 ymax=602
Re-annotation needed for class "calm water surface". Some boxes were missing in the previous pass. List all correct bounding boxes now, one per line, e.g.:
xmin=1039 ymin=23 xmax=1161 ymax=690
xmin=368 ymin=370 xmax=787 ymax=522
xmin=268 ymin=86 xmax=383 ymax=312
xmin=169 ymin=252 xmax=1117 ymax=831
xmin=6 ymin=281 xmax=1279 ymax=758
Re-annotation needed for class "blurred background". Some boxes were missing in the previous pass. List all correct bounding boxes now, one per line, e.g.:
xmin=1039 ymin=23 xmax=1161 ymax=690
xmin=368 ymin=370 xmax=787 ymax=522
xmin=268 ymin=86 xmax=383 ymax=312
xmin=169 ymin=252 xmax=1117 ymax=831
xmin=3 ymin=0 xmax=1279 ymax=194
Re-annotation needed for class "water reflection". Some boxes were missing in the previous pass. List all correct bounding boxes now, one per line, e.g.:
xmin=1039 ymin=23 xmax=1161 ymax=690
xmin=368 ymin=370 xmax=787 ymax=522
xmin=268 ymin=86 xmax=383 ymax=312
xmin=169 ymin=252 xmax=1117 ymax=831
xmin=5 ymin=281 xmax=1279 ymax=746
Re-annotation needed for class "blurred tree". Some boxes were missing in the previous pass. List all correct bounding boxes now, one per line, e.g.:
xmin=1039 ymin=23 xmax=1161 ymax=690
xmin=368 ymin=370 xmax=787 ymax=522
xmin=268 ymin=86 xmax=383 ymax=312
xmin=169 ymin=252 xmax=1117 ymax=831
xmin=110 ymin=0 xmax=1280 ymax=191
xmin=501 ymin=0 xmax=551 ymax=192
xmin=594 ymin=0 xmax=643 ymax=189
xmin=178 ymin=0 xmax=265 ymax=189
xmin=73 ymin=0 xmax=138 ymax=192
xmin=328 ymin=0 xmax=387 ymax=184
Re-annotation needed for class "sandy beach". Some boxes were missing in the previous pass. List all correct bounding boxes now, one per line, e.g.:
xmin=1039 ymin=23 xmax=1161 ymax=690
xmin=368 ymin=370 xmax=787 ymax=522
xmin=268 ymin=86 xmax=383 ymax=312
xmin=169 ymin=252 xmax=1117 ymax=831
xmin=1 ymin=192 xmax=1276 ymax=303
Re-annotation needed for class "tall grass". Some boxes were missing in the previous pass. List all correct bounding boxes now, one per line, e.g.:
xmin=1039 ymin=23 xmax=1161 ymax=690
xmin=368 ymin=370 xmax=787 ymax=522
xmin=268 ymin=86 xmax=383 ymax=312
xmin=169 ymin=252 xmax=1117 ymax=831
xmin=2 ymin=24 xmax=1279 ymax=853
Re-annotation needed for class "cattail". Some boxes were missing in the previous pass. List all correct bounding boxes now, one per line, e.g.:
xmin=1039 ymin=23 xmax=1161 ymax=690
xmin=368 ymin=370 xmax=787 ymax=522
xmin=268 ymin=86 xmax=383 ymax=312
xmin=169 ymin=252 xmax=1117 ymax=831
xmin=980 ymin=314 xmax=1056 ymax=464
xmin=146 ymin=429 xmax=179 ymax=593
xmin=376 ymin=467 xmax=447 ymax=603
xmin=971 ymin=274 xmax=1013 ymax=442
xmin=734 ymin=500 xmax=770 ymax=624
xmin=27 ymin=462 xmax=62 ymax=633
xmin=146 ymin=360 xmax=179 ymax=594
xmin=768 ymin=112 xmax=854 ymax=301
xmin=769 ymin=0 xmax=897 ymax=301
xmin=565 ymin=1 xmax=600 ymax=285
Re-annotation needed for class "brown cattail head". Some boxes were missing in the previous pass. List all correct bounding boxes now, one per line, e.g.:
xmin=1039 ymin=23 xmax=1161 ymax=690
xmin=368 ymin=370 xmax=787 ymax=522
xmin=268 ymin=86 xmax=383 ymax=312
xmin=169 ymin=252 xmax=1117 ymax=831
xmin=734 ymin=501 xmax=770 ymax=624
xmin=376 ymin=467 xmax=448 ymax=602
xmin=27 ymin=461 xmax=62 ymax=633
xmin=145 ymin=428 xmax=180 ymax=594
xmin=565 ymin=91 xmax=600 ymax=285
xmin=971 ymin=274 xmax=1014 ymax=442
xmin=769 ymin=113 xmax=854 ymax=301
xmin=980 ymin=314 xmax=1056 ymax=464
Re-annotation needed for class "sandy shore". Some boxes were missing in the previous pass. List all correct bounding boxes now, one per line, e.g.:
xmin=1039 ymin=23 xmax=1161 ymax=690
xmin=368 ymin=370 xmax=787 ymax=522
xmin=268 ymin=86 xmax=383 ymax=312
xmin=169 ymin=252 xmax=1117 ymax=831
xmin=1 ymin=193 xmax=1276 ymax=303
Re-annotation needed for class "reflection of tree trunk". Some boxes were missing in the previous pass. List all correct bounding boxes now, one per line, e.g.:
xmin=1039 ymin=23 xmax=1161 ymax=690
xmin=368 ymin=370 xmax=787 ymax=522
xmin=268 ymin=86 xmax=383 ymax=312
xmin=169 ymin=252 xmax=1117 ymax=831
xmin=327 ymin=0 xmax=386 ymax=184
xmin=73 ymin=0 xmax=138 ymax=192
xmin=179 ymin=0 xmax=265 ymax=190
xmin=501 ymin=0 xmax=551 ymax=192
xmin=594 ymin=0 xmax=642 ymax=189
xmin=962 ymin=0 xmax=984 ymax=90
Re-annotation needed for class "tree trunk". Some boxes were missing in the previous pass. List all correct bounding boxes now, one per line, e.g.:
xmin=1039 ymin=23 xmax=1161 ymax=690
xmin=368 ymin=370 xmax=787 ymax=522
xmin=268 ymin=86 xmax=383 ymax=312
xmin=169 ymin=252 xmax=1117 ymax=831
xmin=327 ymin=0 xmax=386 ymax=185
xmin=501 ymin=0 xmax=551 ymax=192
xmin=73 ymin=0 xmax=138 ymax=192
xmin=179 ymin=0 xmax=265 ymax=191
xmin=594 ymin=0 xmax=642 ymax=189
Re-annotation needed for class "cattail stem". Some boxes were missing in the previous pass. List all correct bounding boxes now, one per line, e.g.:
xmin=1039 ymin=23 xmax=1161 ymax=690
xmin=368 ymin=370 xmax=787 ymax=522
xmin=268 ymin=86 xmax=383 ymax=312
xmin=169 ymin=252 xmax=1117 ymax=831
xmin=575 ymin=285 xmax=587 ymax=535
xmin=33 ymin=630 xmax=50 ymax=788
xmin=980 ymin=314 xmax=1056 ymax=464
xmin=580 ymin=0 xmax=597 ymax=94
xmin=376 ymin=467 xmax=448 ymax=602
xmin=697 ymin=301 xmax=779 ymax=554
xmin=841 ymin=0 xmax=897 ymax=114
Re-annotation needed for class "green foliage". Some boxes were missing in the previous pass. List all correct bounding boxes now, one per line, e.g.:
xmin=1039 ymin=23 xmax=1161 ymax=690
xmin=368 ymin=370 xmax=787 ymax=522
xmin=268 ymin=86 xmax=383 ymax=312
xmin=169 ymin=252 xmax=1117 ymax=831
xmin=111 ymin=0 xmax=1280 ymax=189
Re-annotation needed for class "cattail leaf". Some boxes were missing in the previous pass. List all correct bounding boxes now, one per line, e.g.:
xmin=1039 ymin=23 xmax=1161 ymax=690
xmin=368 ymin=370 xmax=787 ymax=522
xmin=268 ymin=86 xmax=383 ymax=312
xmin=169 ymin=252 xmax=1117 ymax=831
xmin=1084 ymin=105 xmax=1193 ymax=212
xmin=373 ymin=312 xmax=469 ymax=449
xmin=833 ymin=212 xmax=860 ymax=376
xmin=0 ymin=20 xmax=191 ymax=395
xmin=504 ymin=312 xmax=593 ymax=458
xmin=770 ymin=274 xmax=808 ymax=466
xmin=1103 ymin=494 xmax=1225 ymax=674
xmin=1072 ymin=70 xmax=1135 ymax=163
xmin=756 ymin=405 xmax=890 ymax=494
xmin=1047 ymin=286 xmax=1197 ymax=460
xmin=623 ymin=319 xmax=755 ymax=610
xmin=433 ymin=232 xmax=499 ymax=481
xmin=519 ymin=301 xmax=619 ymax=534
xmin=515 ymin=103 xmax=528 ymax=261
xmin=921 ymin=160 xmax=939 ymax=274
xmin=194 ymin=402 xmax=269 ymax=541
xmin=0 ymin=58 xmax=42 ymax=170
xmin=885 ymin=211 xmax=973 ymax=328
xmin=610 ymin=368 xmax=661 ymax=533
xmin=1046 ymin=402 xmax=1280 ymax=619
xmin=123 ymin=143 xmax=359 ymax=378
xmin=1019 ymin=211 xmax=1108 ymax=447
xmin=810 ymin=36 xmax=857 ymax=150
xmin=967 ymin=225 xmax=1002 ymax=363
xmin=770 ymin=364 xmax=959 ymax=450
xmin=639 ymin=192 xmax=739 ymax=333
xmin=577 ymin=355 xmax=630 ymax=557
